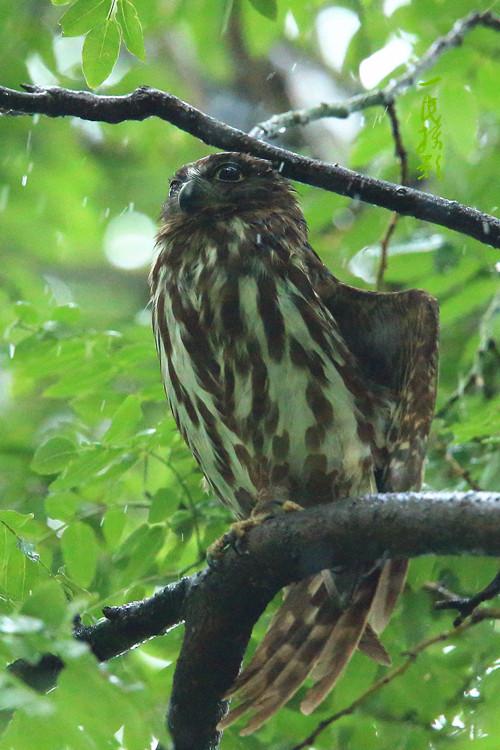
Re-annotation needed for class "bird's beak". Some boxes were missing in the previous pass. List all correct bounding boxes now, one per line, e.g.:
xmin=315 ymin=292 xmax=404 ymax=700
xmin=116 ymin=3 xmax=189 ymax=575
xmin=178 ymin=178 xmax=212 ymax=213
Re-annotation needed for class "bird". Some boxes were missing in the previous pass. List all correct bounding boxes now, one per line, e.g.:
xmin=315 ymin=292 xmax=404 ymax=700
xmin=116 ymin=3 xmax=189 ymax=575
xmin=150 ymin=151 xmax=439 ymax=735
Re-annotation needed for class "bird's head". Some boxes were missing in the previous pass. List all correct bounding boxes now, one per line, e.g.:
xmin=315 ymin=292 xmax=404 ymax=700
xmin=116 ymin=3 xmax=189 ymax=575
xmin=161 ymin=152 xmax=302 ymax=226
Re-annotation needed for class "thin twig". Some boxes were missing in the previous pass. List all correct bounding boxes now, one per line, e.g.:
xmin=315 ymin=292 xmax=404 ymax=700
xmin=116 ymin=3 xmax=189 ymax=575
xmin=150 ymin=450 xmax=203 ymax=556
xmin=290 ymin=607 xmax=500 ymax=750
xmin=376 ymin=101 xmax=409 ymax=290
xmin=251 ymin=11 xmax=500 ymax=138
xmin=426 ymin=572 xmax=500 ymax=625
xmin=444 ymin=449 xmax=482 ymax=492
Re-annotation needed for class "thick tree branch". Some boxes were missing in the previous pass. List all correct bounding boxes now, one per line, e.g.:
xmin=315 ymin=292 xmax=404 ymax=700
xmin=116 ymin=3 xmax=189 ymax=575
xmin=8 ymin=491 xmax=500 ymax=750
xmin=0 ymin=84 xmax=499 ymax=248
xmin=251 ymin=11 xmax=500 ymax=138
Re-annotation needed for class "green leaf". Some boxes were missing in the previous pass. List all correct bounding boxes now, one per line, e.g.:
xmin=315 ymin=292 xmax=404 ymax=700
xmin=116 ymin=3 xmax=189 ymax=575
xmin=61 ymin=0 xmax=111 ymax=37
xmin=14 ymin=301 xmax=39 ymax=325
xmin=52 ymin=303 xmax=81 ymax=325
xmin=82 ymin=19 xmax=121 ymax=88
xmin=148 ymin=489 xmax=173 ymax=523
xmin=102 ymin=507 xmax=126 ymax=547
xmin=115 ymin=524 xmax=165 ymax=579
xmin=103 ymin=395 xmax=143 ymax=444
xmin=247 ymin=0 xmax=278 ymax=20
xmin=45 ymin=492 xmax=80 ymax=522
xmin=0 ymin=510 xmax=34 ymax=532
xmin=21 ymin=581 xmax=68 ymax=629
xmin=31 ymin=437 xmax=76 ymax=475
xmin=169 ymin=509 xmax=193 ymax=537
xmin=117 ymin=0 xmax=145 ymax=60
xmin=61 ymin=522 xmax=99 ymax=588
xmin=450 ymin=395 xmax=500 ymax=443
xmin=440 ymin=81 xmax=478 ymax=159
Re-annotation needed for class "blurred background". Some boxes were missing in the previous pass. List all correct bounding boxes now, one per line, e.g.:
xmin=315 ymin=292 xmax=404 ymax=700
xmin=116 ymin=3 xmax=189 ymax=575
xmin=0 ymin=1 xmax=499 ymax=748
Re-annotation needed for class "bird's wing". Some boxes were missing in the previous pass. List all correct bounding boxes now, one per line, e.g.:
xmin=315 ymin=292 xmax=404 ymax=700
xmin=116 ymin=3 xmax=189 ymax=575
xmin=310 ymin=263 xmax=440 ymax=492
xmin=311 ymin=263 xmax=439 ymax=633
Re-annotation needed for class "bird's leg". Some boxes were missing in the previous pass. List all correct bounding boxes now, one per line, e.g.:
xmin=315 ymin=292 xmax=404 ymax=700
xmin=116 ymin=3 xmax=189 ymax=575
xmin=207 ymin=488 xmax=303 ymax=563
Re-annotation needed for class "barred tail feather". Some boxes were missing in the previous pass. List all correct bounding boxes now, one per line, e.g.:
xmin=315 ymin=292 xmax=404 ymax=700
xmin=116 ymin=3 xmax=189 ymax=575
xmin=219 ymin=574 xmax=342 ymax=733
xmin=358 ymin=624 xmax=391 ymax=665
xmin=357 ymin=559 xmax=408 ymax=664
xmin=227 ymin=576 xmax=325 ymax=696
xmin=220 ymin=559 xmax=406 ymax=734
xmin=232 ymin=593 xmax=344 ymax=735
xmin=301 ymin=568 xmax=382 ymax=714
xmin=369 ymin=559 xmax=408 ymax=634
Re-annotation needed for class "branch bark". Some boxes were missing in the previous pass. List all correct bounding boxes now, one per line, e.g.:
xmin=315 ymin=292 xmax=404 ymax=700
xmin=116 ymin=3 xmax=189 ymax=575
xmin=8 ymin=491 xmax=500 ymax=749
xmin=1 ymin=84 xmax=499 ymax=248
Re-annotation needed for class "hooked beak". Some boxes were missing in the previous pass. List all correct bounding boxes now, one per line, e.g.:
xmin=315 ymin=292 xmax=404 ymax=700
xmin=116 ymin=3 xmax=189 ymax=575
xmin=178 ymin=178 xmax=212 ymax=213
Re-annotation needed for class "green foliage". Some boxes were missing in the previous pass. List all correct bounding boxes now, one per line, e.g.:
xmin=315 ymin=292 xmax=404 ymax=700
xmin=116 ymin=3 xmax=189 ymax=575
xmin=0 ymin=0 xmax=499 ymax=748
xmin=56 ymin=0 xmax=145 ymax=86
xmin=247 ymin=0 xmax=278 ymax=20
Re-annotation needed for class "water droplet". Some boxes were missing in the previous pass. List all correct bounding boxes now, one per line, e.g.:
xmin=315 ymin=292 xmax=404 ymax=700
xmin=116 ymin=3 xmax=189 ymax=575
xmin=82 ymin=196 xmax=88 ymax=207
xmin=482 ymin=221 xmax=490 ymax=235
xmin=278 ymin=161 xmax=285 ymax=173
xmin=21 ymin=174 xmax=28 ymax=187
xmin=8 ymin=343 xmax=15 ymax=359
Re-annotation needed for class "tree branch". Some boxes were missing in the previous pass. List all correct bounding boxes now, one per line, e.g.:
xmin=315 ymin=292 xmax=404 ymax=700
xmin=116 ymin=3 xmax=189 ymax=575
xmin=0 ymin=84 xmax=499 ymax=248
xmin=8 ymin=491 xmax=500 ymax=749
xmin=251 ymin=11 xmax=500 ymax=138
xmin=426 ymin=571 xmax=500 ymax=625
xmin=8 ymin=576 xmax=190 ymax=690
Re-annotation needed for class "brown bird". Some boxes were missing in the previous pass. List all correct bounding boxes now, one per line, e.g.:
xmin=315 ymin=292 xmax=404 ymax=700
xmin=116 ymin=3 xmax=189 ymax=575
xmin=150 ymin=152 xmax=439 ymax=735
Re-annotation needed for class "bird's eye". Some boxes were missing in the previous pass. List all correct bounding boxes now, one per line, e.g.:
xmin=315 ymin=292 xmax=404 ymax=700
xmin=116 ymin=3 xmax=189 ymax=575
xmin=169 ymin=180 xmax=181 ymax=198
xmin=214 ymin=163 xmax=244 ymax=182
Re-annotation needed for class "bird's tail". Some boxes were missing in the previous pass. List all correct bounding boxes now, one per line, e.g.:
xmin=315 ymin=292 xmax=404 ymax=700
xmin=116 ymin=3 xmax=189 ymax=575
xmin=218 ymin=559 xmax=407 ymax=735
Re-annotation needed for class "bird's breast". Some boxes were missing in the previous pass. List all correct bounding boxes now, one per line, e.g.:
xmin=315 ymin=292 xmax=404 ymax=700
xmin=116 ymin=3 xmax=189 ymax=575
xmin=153 ymin=254 xmax=375 ymax=516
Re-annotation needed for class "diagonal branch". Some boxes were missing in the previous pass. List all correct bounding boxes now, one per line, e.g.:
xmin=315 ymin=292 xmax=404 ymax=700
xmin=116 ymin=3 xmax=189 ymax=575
xmin=0 ymin=84 xmax=499 ymax=248
xmin=8 ymin=575 xmax=190 ymax=690
xmin=251 ymin=11 xmax=500 ymax=138
xmin=7 ymin=491 xmax=500 ymax=750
